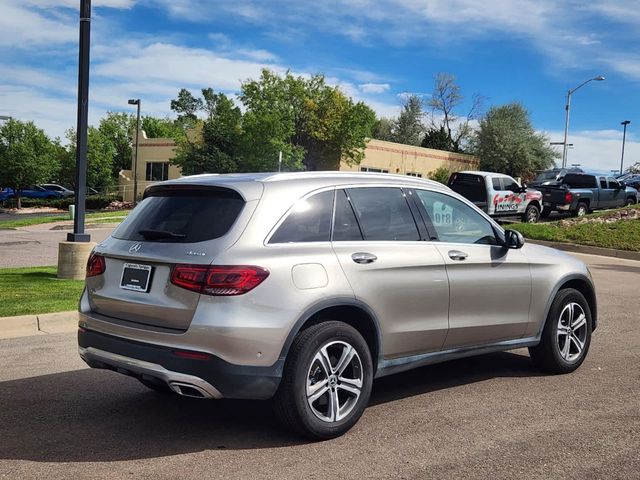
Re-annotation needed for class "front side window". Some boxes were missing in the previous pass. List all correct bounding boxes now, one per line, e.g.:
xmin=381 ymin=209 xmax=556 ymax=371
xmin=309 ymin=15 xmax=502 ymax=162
xmin=269 ymin=190 xmax=334 ymax=243
xmin=414 ymin=190 xmax=498 ymax=245
xmin=607 ymin=178 xmax=620 ymax=189
xmin=347 ymin=187 xmax=420 ymax=241
xmin=502 ymin=178 xmax=521 ymax=192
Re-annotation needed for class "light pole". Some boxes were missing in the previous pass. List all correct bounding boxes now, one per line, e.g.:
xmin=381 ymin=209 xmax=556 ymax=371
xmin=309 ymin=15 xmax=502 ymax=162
xmin=128 ymin=98 xmax=141 ymax=205
xmin=561 ymin=75 xmax=605 ymax=168
xmin=620 ymin=120 xmax=631 ymax=175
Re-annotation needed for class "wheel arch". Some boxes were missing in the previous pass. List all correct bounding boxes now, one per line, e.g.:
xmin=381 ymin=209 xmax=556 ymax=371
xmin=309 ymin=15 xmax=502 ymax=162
xmin=541 ymin=274 xmax=598 ymax=336
xmin=279 ymin=298 xmax=383 ymax=374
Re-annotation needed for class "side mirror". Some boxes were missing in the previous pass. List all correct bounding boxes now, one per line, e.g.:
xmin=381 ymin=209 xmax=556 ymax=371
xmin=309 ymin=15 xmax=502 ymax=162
xmin=619 ymin=181 xmax=626 ymax=189
xmin=504 ymin=229 xmax=525 ymax=249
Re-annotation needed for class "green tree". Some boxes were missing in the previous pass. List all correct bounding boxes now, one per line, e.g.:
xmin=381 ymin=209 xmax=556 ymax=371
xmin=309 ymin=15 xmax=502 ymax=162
xmin=421 ymin=125 xmax=454 ymax=151
xmin=0 ymin=119 xmax=56 ymax=208
xmin=371 ymin=117 xmax=394 ymax=141
xmin=391 ymin=95 xmax=425 ymax=146
xmin=141 ymin=116 xmax=184 ymax=140
xmin=60 ymin=127 xmax=116 ymax=191
xmin=98 ymin=112 xmax=135 ymax=177
xmin=428 ymin=165 xmax=452 ymax=184
xmin=473 ymin=103 xmax=557 ymax=178
xmin=239 ymin=69 xmax=376 ymax=171
xmin=170 ymin=88 xmax=203 ymax=125
xmin=173 ymin=91 xmax=243 ymax=175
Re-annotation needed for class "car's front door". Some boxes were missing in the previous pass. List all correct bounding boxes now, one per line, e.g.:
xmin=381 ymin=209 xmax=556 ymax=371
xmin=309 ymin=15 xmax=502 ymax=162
xmin=413 ymin=189 xmax=532 ymax=348
xmin=331 ymin=187 xmax=450 ymax=359
xmin=607 ymin=177 xmax=625 ymax=207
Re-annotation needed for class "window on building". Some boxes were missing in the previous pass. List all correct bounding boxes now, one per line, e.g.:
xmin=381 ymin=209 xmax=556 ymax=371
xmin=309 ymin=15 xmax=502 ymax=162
xmin=145 ymin=162 xmax=170 ymax=182
xmin=406 ymin=172 xmax=423 ymax=177
xmin=360 ymin=166 xmax=389 ymax=173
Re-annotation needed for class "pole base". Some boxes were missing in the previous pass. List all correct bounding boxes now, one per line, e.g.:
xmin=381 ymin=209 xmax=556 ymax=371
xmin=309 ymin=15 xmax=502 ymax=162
xmin=58 ymin=241 xmax=96 ymax=280
xmin=67 ymin=232 xmax=91 ymax=242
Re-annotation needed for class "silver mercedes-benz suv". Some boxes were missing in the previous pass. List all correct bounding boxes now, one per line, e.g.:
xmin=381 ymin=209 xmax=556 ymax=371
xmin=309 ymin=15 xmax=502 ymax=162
xmin=78 ymin=172 xmax=597 ymax=439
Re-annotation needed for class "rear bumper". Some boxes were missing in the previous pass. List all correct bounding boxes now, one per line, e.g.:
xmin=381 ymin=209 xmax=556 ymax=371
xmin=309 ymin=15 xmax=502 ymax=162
xmin=78 ymin=328 xmax=283 ymax=400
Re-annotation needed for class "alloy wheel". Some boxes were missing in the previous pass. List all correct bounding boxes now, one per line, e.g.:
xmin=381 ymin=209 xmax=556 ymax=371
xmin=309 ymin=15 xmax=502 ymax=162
xmin=306 ymin=341 xmax=363 ymax=423
xmin=557 ymin=302 xmax=588 ymax=362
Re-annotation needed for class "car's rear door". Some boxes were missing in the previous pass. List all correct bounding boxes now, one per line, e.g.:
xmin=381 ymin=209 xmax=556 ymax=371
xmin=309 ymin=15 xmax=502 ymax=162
xmin=331 ymin=186 xmax=450 ymax=359
xmin=412 ymin=189 xmax=532 ymax=348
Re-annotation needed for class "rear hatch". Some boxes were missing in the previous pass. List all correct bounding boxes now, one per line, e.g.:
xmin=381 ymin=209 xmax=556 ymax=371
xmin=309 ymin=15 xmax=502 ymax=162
xmin=86 ymin=184 xmax=257 ymax=331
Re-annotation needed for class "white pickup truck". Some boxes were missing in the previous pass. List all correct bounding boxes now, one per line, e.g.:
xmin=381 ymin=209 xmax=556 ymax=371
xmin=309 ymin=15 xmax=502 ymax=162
xmin=448 ymin=171 xmax=543 ymax=223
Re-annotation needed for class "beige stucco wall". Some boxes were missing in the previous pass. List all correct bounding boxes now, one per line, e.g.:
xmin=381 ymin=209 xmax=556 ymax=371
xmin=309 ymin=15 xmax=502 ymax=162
xmin=119 ymin=136 xmax=478 ymax=201
xmin=118 ymin=131 xmax=179 ymax=202
xmin=339 ymin=138 xmax=478 ymax=176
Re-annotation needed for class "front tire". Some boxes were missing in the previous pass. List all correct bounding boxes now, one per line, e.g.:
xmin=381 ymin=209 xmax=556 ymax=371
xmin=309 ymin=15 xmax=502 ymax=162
xmin=626 ymin=197 xmax=636 ymax=206
xmin=273 ymin=321 xmax=373 ymax=439
xmin=529 ymin=288 xmax=592 ymax=374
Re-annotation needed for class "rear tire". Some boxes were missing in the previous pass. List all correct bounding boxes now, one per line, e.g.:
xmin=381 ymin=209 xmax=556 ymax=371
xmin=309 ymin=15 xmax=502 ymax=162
xmin=529 ymin=288 xmax=592 ymax=374
xmin=572 ymin=202 xmax=588 ymax=217
xmin=523 ymin=204 xmax=540 ymax=223
xmin=273 ymin=321 xmax=373 ymax=439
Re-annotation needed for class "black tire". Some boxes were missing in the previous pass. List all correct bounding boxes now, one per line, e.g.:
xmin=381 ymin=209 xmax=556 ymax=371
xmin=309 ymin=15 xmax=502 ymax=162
xmin=529 ymin=288 xmax=592 ymax=374
xmin=540 ymin=209 xmax=552 ymax=219
xmin=273 ymin=321 xmax=373 ymax=440
xmin=625 ymin=197 xmax=636 ymax=206
xmin=139 ymin=378 xmax=172 ymax=393
xmin=572 ymin=201 xmax=589 ymax=217
xmin=523 ymin=204 xmax=540 ymax=223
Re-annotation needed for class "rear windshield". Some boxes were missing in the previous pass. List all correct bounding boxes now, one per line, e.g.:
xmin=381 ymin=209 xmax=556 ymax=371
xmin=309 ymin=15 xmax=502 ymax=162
xmin=448 ymin=173 xmax=487 ymax=203
xmin=562 ymin=174 xmax=597 ymax=189
xmin=535 ymin=170 xmax=561 ymax=181
xmin=112 ymin=187 xmax=244 ymax=243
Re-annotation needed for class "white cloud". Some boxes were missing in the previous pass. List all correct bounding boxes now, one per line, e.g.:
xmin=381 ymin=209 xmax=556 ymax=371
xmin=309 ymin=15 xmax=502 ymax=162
xmin=546 ymin=129 xmax=640 ymax=173
xmin=359 ymin=83 xmax=390 ymax=94
xmin=0 ymin=1 xmax=76 ymax=47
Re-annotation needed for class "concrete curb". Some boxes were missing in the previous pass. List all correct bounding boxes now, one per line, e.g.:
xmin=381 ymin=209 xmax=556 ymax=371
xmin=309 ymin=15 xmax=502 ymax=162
xmin=0 ymin=311 xmax=78 ymax=339
xmin=528 ymin=239 xmax=640 ymax=261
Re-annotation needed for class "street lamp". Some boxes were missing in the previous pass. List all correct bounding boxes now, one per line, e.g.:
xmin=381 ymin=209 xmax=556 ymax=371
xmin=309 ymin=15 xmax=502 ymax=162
xmin=620 ymin=120 xmax=631 ymax=175
xmin=128 ymin=98 xmax=141 ymax=205
xmin=561 ymin=75 xmax=605 ymax=168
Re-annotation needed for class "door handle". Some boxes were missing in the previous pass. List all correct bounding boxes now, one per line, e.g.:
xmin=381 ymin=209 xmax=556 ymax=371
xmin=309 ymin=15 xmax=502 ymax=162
xmin=448 ymin=250 xmax=468 ymax=261
xmin=351 ymin=252 xmax=377 ymax=264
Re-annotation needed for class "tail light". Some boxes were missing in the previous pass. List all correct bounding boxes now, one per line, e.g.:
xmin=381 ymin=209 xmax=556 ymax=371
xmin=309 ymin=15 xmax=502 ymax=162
xmin=86 ymin=252 xmax=106 ymax=277
xmin=564 ymin=192 xmax=573 ymax=203
xmin=171 ymin=265 xmax=269 ymax=296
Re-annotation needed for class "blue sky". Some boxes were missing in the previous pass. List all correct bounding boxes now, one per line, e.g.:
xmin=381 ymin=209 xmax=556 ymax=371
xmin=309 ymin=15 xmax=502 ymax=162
xmin=1 ymin=0 xmax=640 ymax=172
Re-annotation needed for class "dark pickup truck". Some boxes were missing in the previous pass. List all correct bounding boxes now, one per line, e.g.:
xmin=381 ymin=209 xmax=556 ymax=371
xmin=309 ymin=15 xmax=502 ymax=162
xmin=539 ymin=173 xmax=638 ymax=217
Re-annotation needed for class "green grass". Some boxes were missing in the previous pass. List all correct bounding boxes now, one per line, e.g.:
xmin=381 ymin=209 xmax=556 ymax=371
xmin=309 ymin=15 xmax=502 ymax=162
xmin=509 ymin=208 xmax=640 ymax=252
xmin=0 ymin=210 xmax=129 ymax=229
xmin=0 ymin=266 xmax=85 ymax=317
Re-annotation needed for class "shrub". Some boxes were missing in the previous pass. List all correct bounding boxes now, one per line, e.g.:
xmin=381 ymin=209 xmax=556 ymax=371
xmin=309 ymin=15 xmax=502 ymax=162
xmin=9 ymin=194 xmax=119 ymax=211
xmin=428 ymin=166 xmax=452 ymax=185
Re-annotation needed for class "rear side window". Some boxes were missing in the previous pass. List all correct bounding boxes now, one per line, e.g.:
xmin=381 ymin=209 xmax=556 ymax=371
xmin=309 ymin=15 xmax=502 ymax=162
xmin=112 ymin=188 xmax=244 ymax=243
xmin=599 ymin=177 xmax=607 ymax=189
xmin=269 ymin=190 xmax=334 ymax=243
xmin=491 ymin=178 xmax=502 ymax=190
xmin=563 ymin=174 xmax=597 ymax=188
xmin=347 ymin=187 xmax=420 ymax=241
xmin=448 ymin=173 xmax=487 ymax=203
xmin=333 ymin=190 xmax=363 ymax=241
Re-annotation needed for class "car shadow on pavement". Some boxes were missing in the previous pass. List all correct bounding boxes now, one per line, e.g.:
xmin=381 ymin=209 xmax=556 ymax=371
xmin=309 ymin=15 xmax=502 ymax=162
xmin=0 ymin=351 xmax=542 ymax=462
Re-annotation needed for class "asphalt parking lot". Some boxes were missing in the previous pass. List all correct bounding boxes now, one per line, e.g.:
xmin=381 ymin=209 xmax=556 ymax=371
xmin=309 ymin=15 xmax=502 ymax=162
xmin=0 ymin=252 xmax=638 ymax=479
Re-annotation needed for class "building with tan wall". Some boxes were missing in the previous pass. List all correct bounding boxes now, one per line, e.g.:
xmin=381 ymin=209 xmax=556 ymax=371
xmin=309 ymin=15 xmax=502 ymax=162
xmin=119 ymin=134 xmax=478 ymax=201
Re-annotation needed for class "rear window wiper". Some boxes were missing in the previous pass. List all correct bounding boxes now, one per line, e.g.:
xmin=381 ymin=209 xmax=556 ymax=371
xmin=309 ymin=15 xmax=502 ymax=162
xmin=138 ymin=229 xmax=187 ymax=240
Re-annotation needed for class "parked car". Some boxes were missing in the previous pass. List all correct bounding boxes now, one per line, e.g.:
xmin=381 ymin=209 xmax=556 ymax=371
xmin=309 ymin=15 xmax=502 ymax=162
xmin=528 ymin=167 xmax=584 ymax=187
xmin=78 ymin=172 xmax=597 ymax=439
xmin=0 ymin=187 xmax=14 ymax=203
xmin=11 ymin=185 xmax=64 ymax=199
xmin=448 ymin=171 xmax=543 ymax=223
xmin=40 ymin=183 xmax=74 ymax=198
xmin=539 ymin=172 xmax=638 ymax=217
xmin=618 ymin=174 xmax=640 ymax=191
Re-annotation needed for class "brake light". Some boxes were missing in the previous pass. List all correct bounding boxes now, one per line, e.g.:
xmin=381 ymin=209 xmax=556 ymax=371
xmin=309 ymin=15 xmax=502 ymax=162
xmin=170 ymin=265 xmax=269 ymax=296
xmin=86 ymin=253 xmax=106 ymax=277
xmin=564 ymin=192 xmax=573 ymax=203
xmin=173 ymin=349 xmax=211 ymax=361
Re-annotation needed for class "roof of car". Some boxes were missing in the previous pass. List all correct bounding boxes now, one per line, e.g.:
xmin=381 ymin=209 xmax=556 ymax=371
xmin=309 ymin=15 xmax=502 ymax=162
xmin=455 ymin=170 xmax=513 ymax=178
